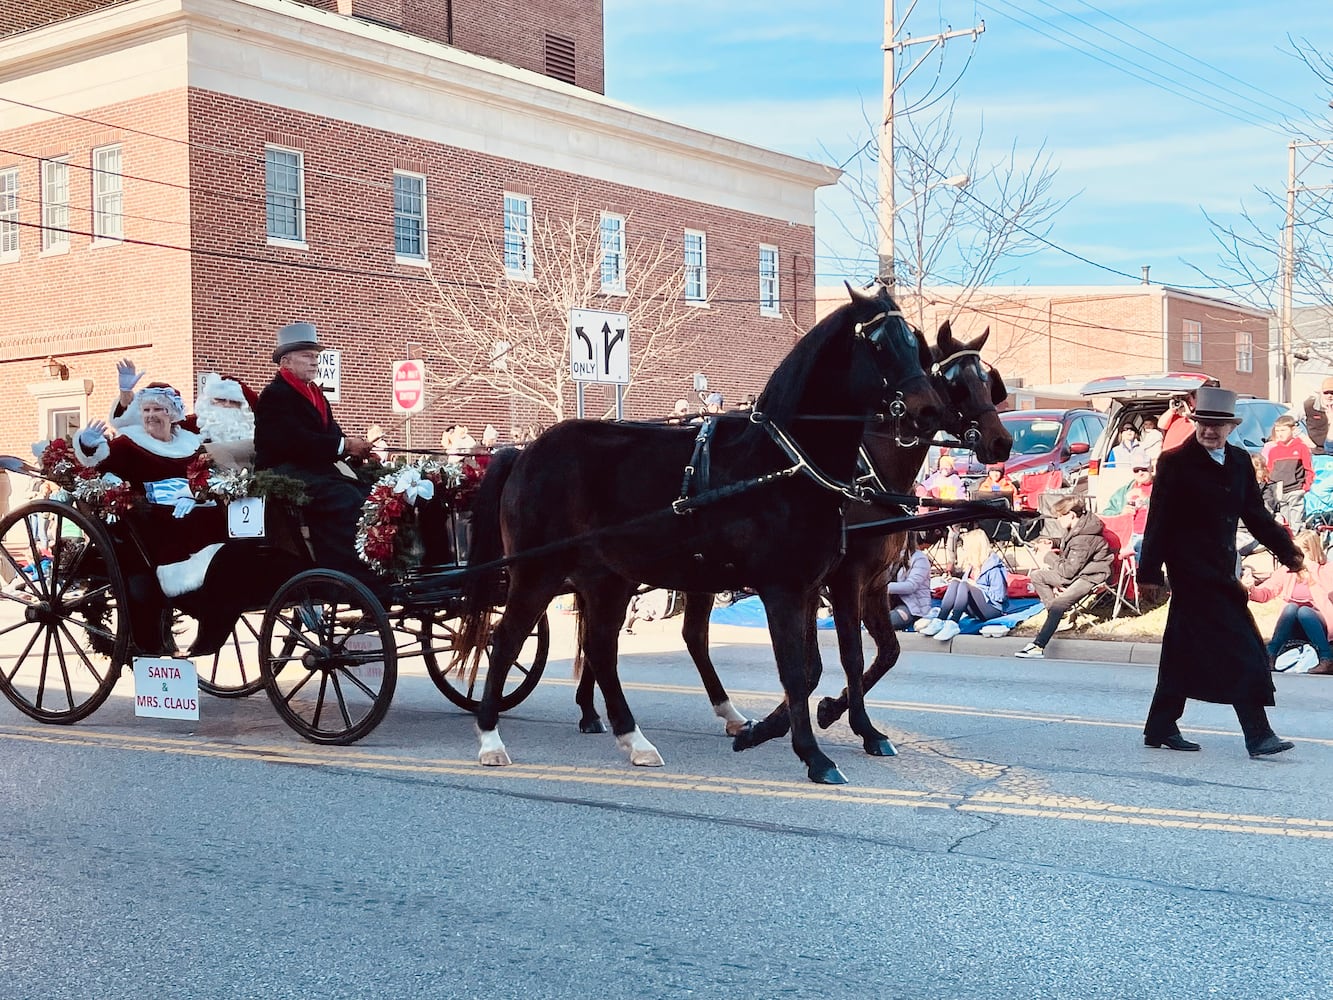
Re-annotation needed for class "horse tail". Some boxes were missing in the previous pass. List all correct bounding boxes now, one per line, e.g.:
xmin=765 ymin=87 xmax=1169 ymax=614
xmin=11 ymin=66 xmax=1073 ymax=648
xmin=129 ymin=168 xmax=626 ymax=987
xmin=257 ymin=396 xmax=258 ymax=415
xmin=451 ymin=447 xmax=521 ymax=675
xmin=570 ymin=591 xmax=587 ymax=680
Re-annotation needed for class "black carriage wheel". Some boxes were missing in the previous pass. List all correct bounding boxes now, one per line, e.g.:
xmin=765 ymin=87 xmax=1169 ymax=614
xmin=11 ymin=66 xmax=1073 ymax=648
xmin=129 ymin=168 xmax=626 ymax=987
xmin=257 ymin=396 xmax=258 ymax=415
xmin=421 ymin=611 xmax=549 ymax=713
xmin=178 ymin=610 xmax=267 ymax=699
xmin=259 ymin=570 xmax=396 ymax=745
xmin=0 ymin=500 xmax=130 ymax=724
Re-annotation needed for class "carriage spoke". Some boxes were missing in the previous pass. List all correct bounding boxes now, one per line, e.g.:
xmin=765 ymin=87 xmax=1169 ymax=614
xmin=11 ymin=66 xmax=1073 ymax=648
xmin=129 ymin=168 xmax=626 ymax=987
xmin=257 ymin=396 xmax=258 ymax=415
xmin=328 ymin=671 xmax=354 ymax=729
xmin=50 ymin=624 xmax=77 ymax=714
xmin=278 ymin=664 xmax=319 ymax=704
xmin=35 ymin=625 xmax=53 ymax=711
xmin=310 ymin=672 xmax=329 ymax=730
xmin=332 ymin=665 xmax=377 ymax=701
xmin=272 ymin=612 xmax=323 ymax=654
xmin=0 ymin=545 xmax=31 ymax=592
xmin=56 ymin=621 xmax=108 ymax=686
xmin=22 ymin=516 xmax=52 ymax=600
xmin=4 ymin=625 xmax=46 ymax=685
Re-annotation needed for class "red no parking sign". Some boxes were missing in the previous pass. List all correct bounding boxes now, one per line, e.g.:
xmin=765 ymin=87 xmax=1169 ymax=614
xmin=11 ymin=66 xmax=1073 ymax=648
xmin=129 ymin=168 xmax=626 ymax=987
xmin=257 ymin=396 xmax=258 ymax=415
xmin=392 ymin=359 xmax=426 ymax=415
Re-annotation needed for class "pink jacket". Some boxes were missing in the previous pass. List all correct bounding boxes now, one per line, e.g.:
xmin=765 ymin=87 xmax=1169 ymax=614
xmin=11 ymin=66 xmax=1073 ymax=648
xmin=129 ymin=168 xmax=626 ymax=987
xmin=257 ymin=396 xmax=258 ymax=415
xmin=1249 ymin=560 xmax=1333 ymax=640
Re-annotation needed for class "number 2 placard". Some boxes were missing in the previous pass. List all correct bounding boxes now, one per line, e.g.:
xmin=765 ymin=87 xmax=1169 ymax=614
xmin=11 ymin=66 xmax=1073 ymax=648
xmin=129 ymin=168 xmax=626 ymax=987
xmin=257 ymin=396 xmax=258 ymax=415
xmin=228 ymin=497 xmax=266 ymax=538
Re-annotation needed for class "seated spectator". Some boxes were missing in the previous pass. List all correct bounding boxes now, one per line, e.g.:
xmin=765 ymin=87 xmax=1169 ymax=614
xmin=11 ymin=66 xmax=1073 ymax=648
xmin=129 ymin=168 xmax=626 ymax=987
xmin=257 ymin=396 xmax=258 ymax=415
xmin=886 ymin=532 xmax=932 ymax=631
xmin=1124 ymin=459 xmax=1154 ymax=559
xmin=1106 ymin=426 xmax=1143 ymax=468
xmin=1139 ymin=416 xmax=1164 ymax=463
xmin=1265 ymin=414 xmax=1312 ymax=529
xmin=919 ymin=454 xmax=964 ymax=500
xmin=975 ymin=463 xmax=1016 ymax=502
xmin=1015 ymin=495 xmax=1113 ymax=659
xmin=1245 ymin=529 xmax=1333 ymax=675
xmin=916 ymin=528 xmax=1008 ymax=641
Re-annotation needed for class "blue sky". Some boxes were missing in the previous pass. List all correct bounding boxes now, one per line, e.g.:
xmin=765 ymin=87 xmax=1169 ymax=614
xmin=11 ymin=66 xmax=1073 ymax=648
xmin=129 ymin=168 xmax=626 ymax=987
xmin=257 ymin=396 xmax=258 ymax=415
xmin=604 ymin=0 xmax=1333 ymax=294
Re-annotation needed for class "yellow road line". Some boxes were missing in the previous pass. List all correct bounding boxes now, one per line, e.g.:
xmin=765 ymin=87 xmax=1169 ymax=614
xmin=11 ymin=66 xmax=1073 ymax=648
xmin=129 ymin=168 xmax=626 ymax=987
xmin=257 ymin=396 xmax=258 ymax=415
xmin=2 ymin=723 xmax=1329 ymax=840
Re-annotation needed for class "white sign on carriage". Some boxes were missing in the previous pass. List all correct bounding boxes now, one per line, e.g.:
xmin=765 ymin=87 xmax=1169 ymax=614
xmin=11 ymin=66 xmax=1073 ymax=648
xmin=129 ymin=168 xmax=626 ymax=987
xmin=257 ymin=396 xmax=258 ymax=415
xmin=569 ymin=309 xmax=630 ymax=385
xmin=132 ymin=657 xmax=199 ymax=720
xmin=392 ymin=359 xmax=426 ymax=415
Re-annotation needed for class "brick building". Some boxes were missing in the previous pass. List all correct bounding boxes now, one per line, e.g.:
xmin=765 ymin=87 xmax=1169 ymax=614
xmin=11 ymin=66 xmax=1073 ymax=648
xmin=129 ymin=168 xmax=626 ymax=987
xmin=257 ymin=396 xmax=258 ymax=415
xmin=0 ymin=0 xmax=836 ymax=457
xmin=818 ymin=282 xmax=1274 ymax=406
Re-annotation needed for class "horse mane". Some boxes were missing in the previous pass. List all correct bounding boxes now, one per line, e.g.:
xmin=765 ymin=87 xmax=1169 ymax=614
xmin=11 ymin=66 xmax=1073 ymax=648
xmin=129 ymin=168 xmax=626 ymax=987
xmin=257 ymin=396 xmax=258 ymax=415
xmin=752 ymin=303 xmax=859 ymax=426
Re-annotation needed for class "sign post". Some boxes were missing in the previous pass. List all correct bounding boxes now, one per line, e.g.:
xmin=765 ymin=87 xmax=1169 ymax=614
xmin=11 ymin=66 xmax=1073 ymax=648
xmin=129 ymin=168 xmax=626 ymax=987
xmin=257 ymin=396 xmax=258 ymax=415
xmin=569 ymin=309 xmax=630 ymax=419
xmin=392 ymin=358 xmax=426 ymax=450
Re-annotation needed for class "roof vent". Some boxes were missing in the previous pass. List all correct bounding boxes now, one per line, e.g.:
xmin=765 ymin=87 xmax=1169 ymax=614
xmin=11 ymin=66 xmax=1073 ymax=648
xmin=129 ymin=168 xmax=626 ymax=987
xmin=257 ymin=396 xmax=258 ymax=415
xmin=545 ymin=34 xmax=576 ymax=85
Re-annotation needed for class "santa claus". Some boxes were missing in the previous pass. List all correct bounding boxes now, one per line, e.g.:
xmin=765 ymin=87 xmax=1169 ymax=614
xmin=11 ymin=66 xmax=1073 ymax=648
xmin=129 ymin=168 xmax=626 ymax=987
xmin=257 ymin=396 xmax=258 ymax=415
xmin=195 ymin=373 xmax=258 ymax=469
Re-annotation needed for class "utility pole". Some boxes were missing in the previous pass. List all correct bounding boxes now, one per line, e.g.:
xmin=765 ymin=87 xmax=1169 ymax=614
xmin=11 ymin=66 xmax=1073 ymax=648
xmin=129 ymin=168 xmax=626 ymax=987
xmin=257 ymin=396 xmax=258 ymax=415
xmin=876 ymin=1 xmax=984 ymax=291
xmin=1281 ymin=138 xmax=1333 ymax=404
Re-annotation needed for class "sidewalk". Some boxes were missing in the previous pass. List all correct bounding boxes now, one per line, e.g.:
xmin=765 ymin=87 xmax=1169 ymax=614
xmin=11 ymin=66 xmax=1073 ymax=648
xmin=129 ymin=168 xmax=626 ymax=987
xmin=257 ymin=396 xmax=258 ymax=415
xmin=896 ymin=630 xmax=1164 ymax=664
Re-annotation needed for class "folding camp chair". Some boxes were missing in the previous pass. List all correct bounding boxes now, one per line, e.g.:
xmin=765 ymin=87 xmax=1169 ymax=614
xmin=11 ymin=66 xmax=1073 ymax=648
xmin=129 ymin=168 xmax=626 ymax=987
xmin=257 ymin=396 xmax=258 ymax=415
xmin=1098 ymin=512 xmax=1141 ymax=619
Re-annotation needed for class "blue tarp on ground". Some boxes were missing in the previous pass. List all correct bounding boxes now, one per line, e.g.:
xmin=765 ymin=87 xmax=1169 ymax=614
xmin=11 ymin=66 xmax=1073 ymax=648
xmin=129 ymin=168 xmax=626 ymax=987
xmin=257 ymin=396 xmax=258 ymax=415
xmin=710 ymin=595 xmax=1045 ymax=634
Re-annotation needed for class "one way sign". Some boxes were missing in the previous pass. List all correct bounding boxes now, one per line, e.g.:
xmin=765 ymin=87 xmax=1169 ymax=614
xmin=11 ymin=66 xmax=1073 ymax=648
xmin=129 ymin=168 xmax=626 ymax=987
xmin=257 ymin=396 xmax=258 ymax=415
xmin=569 ymin=309 xmax=630 ymax=385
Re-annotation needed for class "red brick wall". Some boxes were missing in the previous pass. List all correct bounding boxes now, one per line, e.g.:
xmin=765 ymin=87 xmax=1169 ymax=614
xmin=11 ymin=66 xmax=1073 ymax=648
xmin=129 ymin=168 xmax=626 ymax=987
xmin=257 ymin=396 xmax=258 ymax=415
xmin=446 ymin=0 xmax=604 ymax=93
xmin=179 ymin=90 xmax=809 ymax=449
xmin=1166 ymin=297 xmax=1269 ymax=398
xmin=1 ymin=1 xmax=129 ymax=37
xmin=0 ymin=90 xmax=196 ymax=457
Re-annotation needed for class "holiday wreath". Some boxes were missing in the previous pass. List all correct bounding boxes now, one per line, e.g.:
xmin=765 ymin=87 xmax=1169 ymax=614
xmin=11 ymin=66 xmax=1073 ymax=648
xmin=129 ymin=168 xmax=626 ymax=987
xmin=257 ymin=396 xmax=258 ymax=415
xmin=355 ymin=456 xmax=484 ymax=577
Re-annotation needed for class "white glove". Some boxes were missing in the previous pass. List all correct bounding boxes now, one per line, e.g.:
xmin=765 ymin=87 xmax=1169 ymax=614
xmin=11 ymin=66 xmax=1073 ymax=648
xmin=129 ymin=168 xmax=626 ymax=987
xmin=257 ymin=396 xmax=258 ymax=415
xmin=116 ymin=359 xmax=144 ymax=393
xmin=172 ymin=497 xmax=198 ymax=519
xmin=78 ymin=427 xmax=106 ymax=450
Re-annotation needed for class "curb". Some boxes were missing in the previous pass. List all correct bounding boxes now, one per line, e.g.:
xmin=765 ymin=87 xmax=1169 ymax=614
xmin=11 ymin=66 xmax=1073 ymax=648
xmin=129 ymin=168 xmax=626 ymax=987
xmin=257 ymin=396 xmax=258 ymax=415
xmin=899 ymin=632 xmax=1163 ymax=665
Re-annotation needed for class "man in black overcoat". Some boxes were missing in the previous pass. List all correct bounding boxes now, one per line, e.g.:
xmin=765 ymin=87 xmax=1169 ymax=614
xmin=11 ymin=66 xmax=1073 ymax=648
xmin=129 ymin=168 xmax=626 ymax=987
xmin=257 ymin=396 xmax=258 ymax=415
xmin=255 ymin=322 xmax=375 ymax=583
xmin=1138 ymin=386 xmax=1303 ymax=758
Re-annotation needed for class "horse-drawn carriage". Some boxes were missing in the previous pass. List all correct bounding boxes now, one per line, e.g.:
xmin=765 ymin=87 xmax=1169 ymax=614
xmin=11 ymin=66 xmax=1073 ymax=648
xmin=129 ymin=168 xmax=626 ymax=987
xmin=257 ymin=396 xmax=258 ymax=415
xmin=0 ymin=454 xmax=550 ymax=743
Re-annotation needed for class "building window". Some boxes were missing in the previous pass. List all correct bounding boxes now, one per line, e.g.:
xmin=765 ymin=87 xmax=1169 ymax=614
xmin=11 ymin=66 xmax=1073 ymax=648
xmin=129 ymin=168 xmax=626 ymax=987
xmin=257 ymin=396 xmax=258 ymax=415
xmin=1182 ymin=319 xmax=1202 ymax=366
xmin=91 ymin=144 xmax=123 ymax=242
xmin=758 ymin=244 xmax=780 ymax=316
xmin=545 ymin=33 xmax=576 ymax=85
xmin=684 ymin=230 xmax=707 ymax=303
xmin=503 ymin=192 xmax=532 ymax=279
xmin=41 ymin=158 xmax=70 ymax=253
xmin=49 ymin=407 xmax=82 ymax=441
xmin=600 ymin=212 xmax=625 ymax=294
xmin=393 ymin=171 xmax=427 ymax=262
xmin=265 ymin=146 xmax=305 ymax=244
xmin=0 ymin=168 xmax=18 ymax=262
xmin=1236 ymin=330 xmax=1253 ymax=374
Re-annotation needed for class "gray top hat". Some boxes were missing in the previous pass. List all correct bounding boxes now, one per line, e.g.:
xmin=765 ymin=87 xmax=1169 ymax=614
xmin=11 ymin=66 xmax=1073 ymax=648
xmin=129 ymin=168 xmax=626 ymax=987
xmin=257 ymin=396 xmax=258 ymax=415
xmin=1193 ymin=386 xmax=1238 ymax=422
xmin=273 ymin=321 xmax=322 ymax=364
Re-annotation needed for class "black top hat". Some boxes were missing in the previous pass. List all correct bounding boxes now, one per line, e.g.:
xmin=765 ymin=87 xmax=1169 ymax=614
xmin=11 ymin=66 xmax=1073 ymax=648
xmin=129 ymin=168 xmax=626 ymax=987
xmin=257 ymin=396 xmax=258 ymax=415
xmin=272 ymin=322 xmax=322 ymax=364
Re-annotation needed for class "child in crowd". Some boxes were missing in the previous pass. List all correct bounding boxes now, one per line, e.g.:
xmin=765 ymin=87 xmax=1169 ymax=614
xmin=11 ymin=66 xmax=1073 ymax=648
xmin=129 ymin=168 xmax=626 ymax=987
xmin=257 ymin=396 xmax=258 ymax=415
xmin=886 ymin=532 xmax=932 ymax=631
xmin=916 ymin=529 xmax=1008 ymax=641
xmin=1265 ymin=414 xmax=1313 ymax=529
xmin=1244 ymin=530 xmax=1333 ymax=675
xmin=976 ymin=463 xmax=1016 ymax=501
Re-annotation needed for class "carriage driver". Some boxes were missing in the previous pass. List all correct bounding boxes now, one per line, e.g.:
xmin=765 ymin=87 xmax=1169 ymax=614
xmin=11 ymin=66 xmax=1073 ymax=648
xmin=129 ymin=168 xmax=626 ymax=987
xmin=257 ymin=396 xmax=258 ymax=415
xmin=253 ymin=322 xmax=377 ymax=587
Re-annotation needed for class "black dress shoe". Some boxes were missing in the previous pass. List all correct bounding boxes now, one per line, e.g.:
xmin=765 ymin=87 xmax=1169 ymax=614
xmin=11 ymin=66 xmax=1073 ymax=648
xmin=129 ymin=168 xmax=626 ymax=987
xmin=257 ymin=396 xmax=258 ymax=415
xmin=1247 ymin=735 xmax=1295 ymax=758
xmin=1144 ymin=733 xmax=1202 ymax=751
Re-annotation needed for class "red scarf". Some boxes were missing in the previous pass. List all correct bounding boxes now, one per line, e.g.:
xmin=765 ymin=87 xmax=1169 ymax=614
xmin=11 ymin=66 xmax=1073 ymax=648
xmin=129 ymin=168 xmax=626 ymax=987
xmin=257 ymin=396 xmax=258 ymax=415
xmin=280 ymin=368 xmax=329 ymax=428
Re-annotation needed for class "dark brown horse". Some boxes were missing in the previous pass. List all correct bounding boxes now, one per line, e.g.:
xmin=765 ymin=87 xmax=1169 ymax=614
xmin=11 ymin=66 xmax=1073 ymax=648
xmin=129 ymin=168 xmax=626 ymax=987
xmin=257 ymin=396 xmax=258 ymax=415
xmin=451 ymin=282 xmax=946 ymax=784
xmin=573 ymin=323 xmax=1012 ymax=755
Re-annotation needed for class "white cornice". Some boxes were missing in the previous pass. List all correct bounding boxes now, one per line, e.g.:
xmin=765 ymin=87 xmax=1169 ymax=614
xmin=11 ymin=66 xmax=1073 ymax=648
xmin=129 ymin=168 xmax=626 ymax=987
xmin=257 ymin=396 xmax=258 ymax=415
xmin=0 ymin=0 xmax=838 ymax=224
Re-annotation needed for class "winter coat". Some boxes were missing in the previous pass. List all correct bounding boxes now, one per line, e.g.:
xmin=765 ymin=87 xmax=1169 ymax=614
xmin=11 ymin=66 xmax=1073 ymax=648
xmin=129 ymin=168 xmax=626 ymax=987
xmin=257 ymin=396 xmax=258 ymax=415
xmin=1042 ymin=512 xmax=1113 ymax=588
xmin=887 ymin=549 xmax=932 ymax=617
xmin=1139 ymin=437 xmax=1301 ymax=706
xmin=969 ymin=553 xmax=1009 ymax=608
xmin=1248 ymin=560 xmax=1333 ymax=641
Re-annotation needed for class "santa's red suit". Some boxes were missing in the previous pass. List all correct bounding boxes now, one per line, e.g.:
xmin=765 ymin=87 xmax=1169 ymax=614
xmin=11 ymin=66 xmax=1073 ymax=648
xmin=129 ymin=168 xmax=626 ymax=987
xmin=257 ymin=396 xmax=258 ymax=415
xmin=75 ymin=424 xmax=227 ymax=598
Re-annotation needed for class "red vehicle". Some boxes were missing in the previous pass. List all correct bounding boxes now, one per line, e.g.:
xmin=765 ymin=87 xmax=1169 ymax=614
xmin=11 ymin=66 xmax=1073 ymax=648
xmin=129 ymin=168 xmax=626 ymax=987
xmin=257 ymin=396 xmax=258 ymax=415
xmin=948 ymin=407 xmax=1107 ymax=486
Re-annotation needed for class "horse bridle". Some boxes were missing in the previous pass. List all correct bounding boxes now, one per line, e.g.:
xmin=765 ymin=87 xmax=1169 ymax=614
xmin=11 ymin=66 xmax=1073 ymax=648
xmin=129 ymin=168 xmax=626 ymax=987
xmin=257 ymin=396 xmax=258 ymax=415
xmin=853 ymin=308 xmax=928 ymax=448
xmin=930 ymin=348 xmax=990 ymax=452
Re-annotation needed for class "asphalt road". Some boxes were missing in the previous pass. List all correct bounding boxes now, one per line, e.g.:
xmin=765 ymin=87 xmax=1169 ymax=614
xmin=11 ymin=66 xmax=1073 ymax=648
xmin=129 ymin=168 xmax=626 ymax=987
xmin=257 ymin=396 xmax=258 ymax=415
xmin=1 ymin=615 xmax=1330 ymax=1000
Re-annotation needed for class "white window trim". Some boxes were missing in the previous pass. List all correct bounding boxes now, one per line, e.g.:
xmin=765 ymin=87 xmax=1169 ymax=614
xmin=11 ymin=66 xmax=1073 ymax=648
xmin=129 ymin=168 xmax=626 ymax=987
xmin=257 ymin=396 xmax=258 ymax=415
xmin=758 ymin=243 xmax=780 ymax=317
xmin=40 ymin=157 xmax=70 ymax=256
xmin=265 ymin=145 xmax=307 ymax=248
xmin=1182 ymin=319 xmax=1202 ymax=366
xmin=91 ymin=144 xmax=123 ymax=245
xmin=393 ymin=169 xmax=429 ymax=265
xmin=684 ymin=228 xmax=708 ymax=306
xmin=599 ymin=211 xmax=627 ymax=295
xmin=503 ymin=191 xmax=533 ymax=281
xmin=1236 ymin=330 xmax=1254 ymax=374
xmin=0 ymin=167 xmax=19 ymax=263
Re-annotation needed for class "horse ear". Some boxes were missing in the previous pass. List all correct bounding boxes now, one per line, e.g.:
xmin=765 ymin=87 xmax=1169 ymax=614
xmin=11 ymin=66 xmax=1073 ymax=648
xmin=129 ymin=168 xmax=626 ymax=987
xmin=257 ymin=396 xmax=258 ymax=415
xmin=936 ymin=320 xmax=954 ymax=352
xmin=916 ymin=328 xmax=934 ymax=371
xmin=845 ymin=280 xmax=877 ymax=306
xmin=988 ymin=366 xmax=1008 ymax=405
xmin=968 ymin=326 xmax=991 ymax=352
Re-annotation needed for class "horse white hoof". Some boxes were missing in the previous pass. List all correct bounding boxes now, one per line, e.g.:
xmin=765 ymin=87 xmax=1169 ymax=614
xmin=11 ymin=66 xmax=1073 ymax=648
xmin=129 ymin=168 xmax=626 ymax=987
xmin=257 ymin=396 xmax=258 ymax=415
xmin=630 ymin=747 xmax=665 ymax=767
xmin=724 ymin=718 xmax=752 ymax=737
xmin=477 ymin=725 xmax=511 ymax=766
xmin=617 ymin=727 xmax=664 ymax=767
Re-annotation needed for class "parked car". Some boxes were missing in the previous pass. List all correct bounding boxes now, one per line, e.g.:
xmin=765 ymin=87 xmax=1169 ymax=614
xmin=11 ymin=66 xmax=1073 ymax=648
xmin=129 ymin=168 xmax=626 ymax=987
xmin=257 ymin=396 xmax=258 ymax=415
xmin=942 ymin=406 xmax=1107 ymax=488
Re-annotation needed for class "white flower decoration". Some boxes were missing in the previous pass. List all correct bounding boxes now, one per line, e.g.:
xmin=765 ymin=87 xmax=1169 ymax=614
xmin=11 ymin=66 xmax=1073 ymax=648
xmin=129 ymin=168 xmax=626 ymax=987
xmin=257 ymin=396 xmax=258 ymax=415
xmin=392 ymin=467 xmax=435 ymax=505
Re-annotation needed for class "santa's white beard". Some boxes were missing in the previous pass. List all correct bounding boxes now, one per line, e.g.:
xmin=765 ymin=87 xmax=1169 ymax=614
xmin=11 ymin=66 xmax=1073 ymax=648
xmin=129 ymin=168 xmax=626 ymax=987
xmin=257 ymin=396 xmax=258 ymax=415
xmin=197 ymin=404 xmax=255 ymax=444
